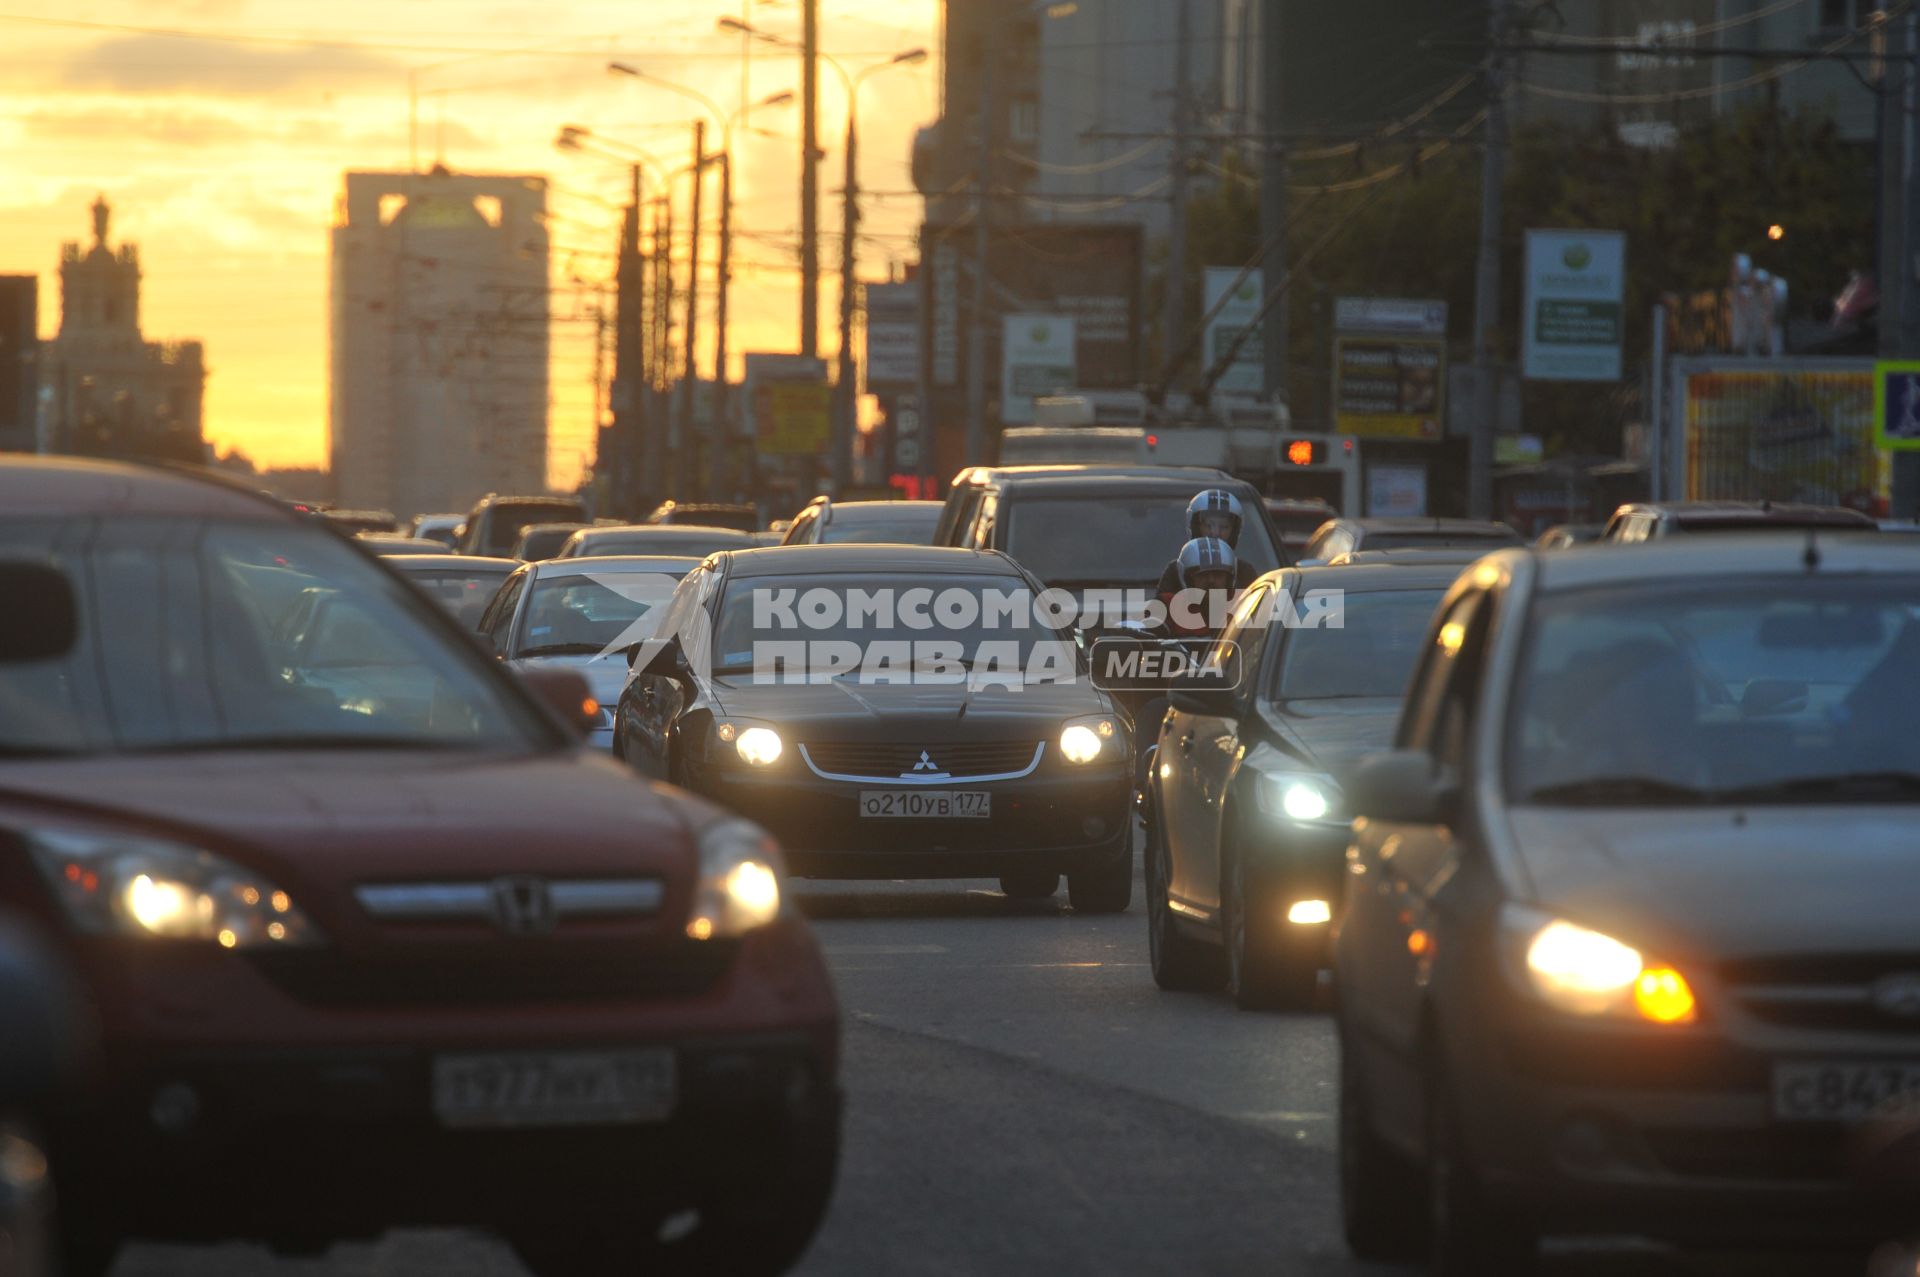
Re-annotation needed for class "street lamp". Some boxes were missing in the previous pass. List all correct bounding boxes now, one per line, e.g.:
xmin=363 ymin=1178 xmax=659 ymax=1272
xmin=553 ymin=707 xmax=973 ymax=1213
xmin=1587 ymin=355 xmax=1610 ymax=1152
xmin=717 ymin=17 xmax=928 ymax=490
xmin=604 ymin=69 xmax=798 ymax=499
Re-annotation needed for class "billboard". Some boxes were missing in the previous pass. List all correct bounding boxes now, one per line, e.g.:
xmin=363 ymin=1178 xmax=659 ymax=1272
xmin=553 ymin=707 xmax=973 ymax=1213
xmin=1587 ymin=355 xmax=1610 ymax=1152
xmin=1675 ymin=361 xmax=1887 ymax=512
xmin=1203 ymin=267 xmax=1263 ymax=396
xmin=865 ymin=282 xmax=920 ymax=390
xmin=1523 ymin=230 xmax=1626 ymax=382
xmin=1332 ymin=297 xmax=1446 ymax=441
xmin=1000 ymin=315 xmax=1076 ymax=425
xmin=743 ymin=353 xmax=830 ymax=458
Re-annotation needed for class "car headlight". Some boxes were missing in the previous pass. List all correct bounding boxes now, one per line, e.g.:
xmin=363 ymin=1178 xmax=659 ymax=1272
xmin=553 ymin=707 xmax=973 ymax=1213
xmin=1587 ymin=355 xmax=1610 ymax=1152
xmin=1059 ymin=715 xmax=1120 ymax=765
xmin=1255 ymin=771 xmax=1340 ymax=823
xmin=715 ymin=720 xmax=784 ymax=767
xmin=1505 ymin=908 xmax=1696 ymax=1024
xmin=29 ymin=830 xmax=322 ymax=949
xmin=686 ymin=819 xmax=784 ymax=940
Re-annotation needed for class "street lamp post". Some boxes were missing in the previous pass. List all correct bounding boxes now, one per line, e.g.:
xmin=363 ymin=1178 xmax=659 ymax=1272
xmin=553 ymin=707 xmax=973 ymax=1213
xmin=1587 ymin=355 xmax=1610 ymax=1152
xmin=718 ymin=20 xmax=925 ymax=492
xmin=610 ymin=68 xmax=798 ymax=499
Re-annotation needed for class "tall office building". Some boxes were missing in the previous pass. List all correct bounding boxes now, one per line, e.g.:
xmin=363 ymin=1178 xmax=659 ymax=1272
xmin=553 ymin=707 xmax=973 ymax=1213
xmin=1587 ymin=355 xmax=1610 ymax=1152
xmin=330 ymin=166 xmax=550 ymax=517
xmin=0 ymin=275 xmax=36 ymax=453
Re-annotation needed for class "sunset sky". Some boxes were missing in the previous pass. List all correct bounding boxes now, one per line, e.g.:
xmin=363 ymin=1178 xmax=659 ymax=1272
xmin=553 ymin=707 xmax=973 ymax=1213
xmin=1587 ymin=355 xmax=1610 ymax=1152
xmin=0 ymin=0 xmax=941 ymax=489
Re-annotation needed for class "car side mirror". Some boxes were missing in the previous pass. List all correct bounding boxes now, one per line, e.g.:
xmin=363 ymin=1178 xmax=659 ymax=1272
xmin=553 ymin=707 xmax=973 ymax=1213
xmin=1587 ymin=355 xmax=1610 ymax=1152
xmin=0 ymin=561 xmax=78 ymax=663
xmin=1344 ymin=749 xmax=1458 ymax=825
xmin=1168 ymin=687 xmax=1235 ymax=717
xmin=639 ymin=638 xmax=698 ymax=694
xmin=517 ymin=666 xmax=601 ymax=737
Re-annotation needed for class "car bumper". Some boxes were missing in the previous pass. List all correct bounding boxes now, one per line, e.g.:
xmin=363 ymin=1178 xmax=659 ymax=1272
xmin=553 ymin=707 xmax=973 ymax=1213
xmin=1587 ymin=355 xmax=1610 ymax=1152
xmin=50 ymin=914 xmax=840 ymax=1240
xmin=696 ymin=765 xmax=1132 ymax=880
xmin=1248 ymin=817 xmax=1346 ymax=942
xmin=1439 ymin=997 xmax=1920 ymax=1242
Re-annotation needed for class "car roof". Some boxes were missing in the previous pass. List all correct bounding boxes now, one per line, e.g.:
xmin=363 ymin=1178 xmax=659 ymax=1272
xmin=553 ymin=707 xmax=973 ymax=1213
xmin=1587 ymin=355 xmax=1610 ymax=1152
xmin=480 ymin=494 xmax=581 ymax=506
xmin=1525 ymin=533 xmax=1913 ymax=591
xmin=1619 ymin=500 xmax=1877 ymax=527
xmin=385 ymin=555 xmax=519 ymax=572
xmin=819 ymin=500 xmax=943 ymax=514
xmin=528 ymin=555 xmax=703 ymax=578
xmin=1331 ymin=548 xmax=1491 ymax=565
xmin=1271 ymin=562 xmax=1470 ymax=591
xmin=717 ymin=545 xmax=1020 ymax=580
xmin=571 ymin=524 xmax=752 ymax=540
xmin=1345 ymin=517 xmax=1517 ymax=535
xmin=992 ymin=471 xmax=1258 ymax=495
xmin=955 ymin=463 xmax=1233 ymax=484
xmin=517 ymin=521 xmax=588 ymax=533
xmin=0 ymin=455 xmax=291 ymax=520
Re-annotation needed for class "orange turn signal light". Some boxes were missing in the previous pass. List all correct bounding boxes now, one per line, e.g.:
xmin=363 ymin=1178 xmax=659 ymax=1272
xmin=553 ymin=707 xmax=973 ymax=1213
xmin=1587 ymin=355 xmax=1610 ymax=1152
xmin=1633 ymin=966 xmax=1697 ymax=1024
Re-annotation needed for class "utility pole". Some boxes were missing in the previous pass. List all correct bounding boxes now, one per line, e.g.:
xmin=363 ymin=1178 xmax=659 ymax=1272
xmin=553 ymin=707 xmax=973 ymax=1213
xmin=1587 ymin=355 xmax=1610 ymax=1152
xmin=1259 ymin=0 xmax=1288 ymax=406
xmin=835 ymin=109 xmax=860 ymax=491
xmin=1468 ymin=0 xmax=1511 ymax=522
xmin=1165 ymin=0 xmax=1194 ymax=388
xmin=1880 ymin=4 xmax=1920 ymax=517
xmin=646 ymin=195 xmax=673 ymax=509
xmin=612 ymin=163 xmax=644 ymax=518
xmin=712 ymin=153 xmax=734 ymax=501
xmin=675 ymin=120 xmax=706 ymax=500
xmin=964 ymin=14 xmax=998 ymax=468
xmin=801 ymin=0 xmax=821 ymax=358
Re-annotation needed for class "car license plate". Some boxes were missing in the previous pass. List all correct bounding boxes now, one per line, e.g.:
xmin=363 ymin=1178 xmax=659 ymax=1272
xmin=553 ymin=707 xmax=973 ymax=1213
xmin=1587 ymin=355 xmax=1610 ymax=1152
xmin=432 ymin=1049 xmax=675 ymax=1129
xmin=858 ymin=790 xmax=992 ymax=819
xmin=1771 ymin=1061 xmax=1920 ymax=1123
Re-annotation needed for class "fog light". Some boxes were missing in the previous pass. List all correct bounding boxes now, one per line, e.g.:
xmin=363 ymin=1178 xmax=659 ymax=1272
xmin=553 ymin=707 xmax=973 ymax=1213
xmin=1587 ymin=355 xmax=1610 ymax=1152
xmin=1287 ymin=899 xmax=1332 ymax=925
xmin=150 ymin=1082 xmax=201 ymax=1134
xmin=1633 ymin=966 xmax=1697 ymax=1024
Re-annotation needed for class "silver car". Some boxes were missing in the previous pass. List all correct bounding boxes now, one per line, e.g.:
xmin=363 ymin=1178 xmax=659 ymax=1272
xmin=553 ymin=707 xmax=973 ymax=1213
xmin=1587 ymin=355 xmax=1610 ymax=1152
xmin=1334 ymin=534 xmax=1920 ymax=1272
xmin=474 ymin=556 xmax=700 ymax=750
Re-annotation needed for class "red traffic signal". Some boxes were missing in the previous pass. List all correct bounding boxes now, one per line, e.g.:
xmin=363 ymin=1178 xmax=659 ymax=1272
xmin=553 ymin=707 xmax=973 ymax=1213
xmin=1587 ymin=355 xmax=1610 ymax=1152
xmin=1284 ymin=438 xmax=1322 ymax=467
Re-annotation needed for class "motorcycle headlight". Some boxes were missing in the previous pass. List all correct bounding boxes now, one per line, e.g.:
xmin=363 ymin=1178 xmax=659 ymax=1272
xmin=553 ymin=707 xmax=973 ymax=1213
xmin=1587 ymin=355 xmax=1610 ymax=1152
xmin=1059 ymin=715 xmax=1120 ymax=765
xmin=685 ymin=819 xmax=785 ymax=940
xmin=1503 ymin=907 xmax=1696 ymax=1024
xmin=1255 ymin=772 xmax=1340 ymax=824
xmin=29 ymin=830 xmax=322 ymax=948
xmin=715 ymin=720 xmax=784 ymax=767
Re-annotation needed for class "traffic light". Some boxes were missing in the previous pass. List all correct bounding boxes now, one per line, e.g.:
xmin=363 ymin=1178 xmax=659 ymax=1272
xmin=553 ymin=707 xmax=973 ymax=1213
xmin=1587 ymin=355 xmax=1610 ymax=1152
xmin=1284 ymin=438 xmax=1323 ymax=467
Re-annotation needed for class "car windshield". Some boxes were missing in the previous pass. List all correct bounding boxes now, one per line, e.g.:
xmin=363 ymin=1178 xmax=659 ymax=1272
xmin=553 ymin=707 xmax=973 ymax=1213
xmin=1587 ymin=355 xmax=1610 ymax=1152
xmin=709 ymin=572 xmax=1075 ymax=682
xmin=1272 ymin=588 xmax=1445 ymax=700
xmin=516 ymin=570 xmax=678 ymax=658
xmin=0 ymin=517 xmax=548 ymax=755
xmin=821 ymin=510 xmax=940 ymax=544
xmin=482 ymin=502 xmax=585 ymax=555
xmin=1003 ymin=493 xmax=1281 ymax=584
xmin=401 ymin=569 xmax=513 ymax=628
xmin=1508 ymin=578 xmax=1920 ymax=804
xmin=576 ymin=531 xmax=744 ymax=558
xmin=515 ymin=527 xmax=582 ymax=560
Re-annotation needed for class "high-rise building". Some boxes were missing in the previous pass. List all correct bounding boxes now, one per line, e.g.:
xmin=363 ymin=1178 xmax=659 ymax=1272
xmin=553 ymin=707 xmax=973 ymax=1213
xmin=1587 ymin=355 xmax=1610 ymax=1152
xmin=330 ymin=166 xmax=550 ymax=517
xmin=0 ymin=276 xmax=36 ymax=453
xmin=42 ymin=197 xmax=206 ymax=462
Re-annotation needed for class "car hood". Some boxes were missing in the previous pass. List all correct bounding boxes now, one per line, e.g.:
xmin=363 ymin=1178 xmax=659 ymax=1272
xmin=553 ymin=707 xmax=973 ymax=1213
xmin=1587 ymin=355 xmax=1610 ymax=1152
xmin=1506 ymin=806 xmax=1920 ymax=962
xmin=513 ymin=654 xmax=631 ymax=706
xmin=1265 ymin=697 xmax=1402 ymax=771
xmin=0 ymin=750 xmax=700 ymax=938
xmin=709 ymin=675 xmax=1109 ymax=742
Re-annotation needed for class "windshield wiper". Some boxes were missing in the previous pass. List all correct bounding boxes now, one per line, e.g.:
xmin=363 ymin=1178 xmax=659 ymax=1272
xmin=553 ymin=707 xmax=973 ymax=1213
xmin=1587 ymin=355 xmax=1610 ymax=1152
xmin=1525 ymin=776 xmax=1714 ymax=806
xmin=1716 ymin=771 xmax=1920 ymax=803
xmin=517 ymin=643 xmax=611 ymax=658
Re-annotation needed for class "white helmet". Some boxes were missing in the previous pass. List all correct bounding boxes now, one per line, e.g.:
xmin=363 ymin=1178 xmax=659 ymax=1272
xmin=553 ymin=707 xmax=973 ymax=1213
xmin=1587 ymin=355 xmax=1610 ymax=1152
xmin=1187 ymin=489 xmax=1243 ymax=546
xmin=1176 ymin=536 xmax=1237 ymax=589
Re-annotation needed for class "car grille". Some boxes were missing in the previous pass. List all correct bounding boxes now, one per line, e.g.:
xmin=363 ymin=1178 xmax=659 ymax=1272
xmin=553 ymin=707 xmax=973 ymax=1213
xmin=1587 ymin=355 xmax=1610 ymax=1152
xmin=1722 ymin=953 xmax=1920 ymax=1034
xmin=1642 ymin=1127 xmax=1854 ymax=1183
xmin=800 ymin=740 xmax=1043 ymax=781
xmin=250 ymin=943 xmax=736 ymax=1007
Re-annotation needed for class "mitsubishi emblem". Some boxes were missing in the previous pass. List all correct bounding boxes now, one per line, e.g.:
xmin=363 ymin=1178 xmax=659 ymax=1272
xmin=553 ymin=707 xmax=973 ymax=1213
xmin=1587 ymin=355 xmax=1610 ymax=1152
xmin=910 ymin=750 xmax=940 ymax=773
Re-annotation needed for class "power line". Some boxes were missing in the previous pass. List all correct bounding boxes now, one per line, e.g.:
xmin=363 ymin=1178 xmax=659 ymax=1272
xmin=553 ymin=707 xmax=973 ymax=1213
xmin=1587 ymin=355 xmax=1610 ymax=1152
xmin=1524 ymin=0 xmax=1810 ymax=47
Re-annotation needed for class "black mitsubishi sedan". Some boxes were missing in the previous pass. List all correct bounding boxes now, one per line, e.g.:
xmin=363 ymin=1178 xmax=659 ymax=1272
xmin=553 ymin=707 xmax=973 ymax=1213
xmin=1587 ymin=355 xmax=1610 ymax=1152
xmin=615 ymin=546 xmax=1135 ymax=911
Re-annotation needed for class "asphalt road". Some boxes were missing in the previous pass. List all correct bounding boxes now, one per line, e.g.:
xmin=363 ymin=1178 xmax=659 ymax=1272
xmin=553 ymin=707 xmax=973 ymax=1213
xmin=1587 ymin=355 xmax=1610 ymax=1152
xmin=112 ymin=856 xmax=1891 ymax=1277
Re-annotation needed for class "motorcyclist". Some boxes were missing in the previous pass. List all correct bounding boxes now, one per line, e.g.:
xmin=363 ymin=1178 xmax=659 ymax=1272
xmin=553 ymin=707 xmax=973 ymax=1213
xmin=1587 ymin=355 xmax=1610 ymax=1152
xmin=1161 ymin=536 xmax=1240 ymax=639
xmin=1154 ymin=489 xmax=1257 ymax=604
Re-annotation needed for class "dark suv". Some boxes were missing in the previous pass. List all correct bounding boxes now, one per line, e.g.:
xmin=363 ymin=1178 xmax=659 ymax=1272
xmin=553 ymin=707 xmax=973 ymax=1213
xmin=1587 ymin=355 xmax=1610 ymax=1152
xmin=935 ymin=467 xmax=1285 ymax=605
